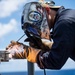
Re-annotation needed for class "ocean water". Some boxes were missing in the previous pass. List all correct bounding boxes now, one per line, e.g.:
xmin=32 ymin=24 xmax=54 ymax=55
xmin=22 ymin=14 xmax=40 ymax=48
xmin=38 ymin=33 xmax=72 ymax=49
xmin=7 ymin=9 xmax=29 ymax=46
xmin=0 ymin=59 xmax=75 ymax=75
xmin=1 ymin=70 xmax=75 ymax=75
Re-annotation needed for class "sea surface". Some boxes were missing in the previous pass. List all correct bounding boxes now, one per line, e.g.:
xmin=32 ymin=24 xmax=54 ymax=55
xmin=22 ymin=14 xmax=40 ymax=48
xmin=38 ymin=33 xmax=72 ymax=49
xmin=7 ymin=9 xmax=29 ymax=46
xmin=1 ymin=70 xmax=75 ymax=75
xmin=0 ymin=59 xmax=75 ymax=75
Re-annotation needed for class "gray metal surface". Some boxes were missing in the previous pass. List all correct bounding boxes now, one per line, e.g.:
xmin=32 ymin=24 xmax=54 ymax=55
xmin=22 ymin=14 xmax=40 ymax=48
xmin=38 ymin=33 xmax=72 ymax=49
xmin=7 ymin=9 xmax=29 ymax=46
xmin=28 ymin=61 xmax=34 ymax=75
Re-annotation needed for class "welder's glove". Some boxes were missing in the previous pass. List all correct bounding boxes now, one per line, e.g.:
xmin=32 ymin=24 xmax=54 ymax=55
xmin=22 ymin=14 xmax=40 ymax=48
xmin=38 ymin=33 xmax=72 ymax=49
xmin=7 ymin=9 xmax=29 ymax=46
xmin=29 ymin=39 xmax=53 ymax=51
xmin=6 ymin=40 xmax=40 ymax=63
xmin=41 ymin=39 xmax=53 ymax=49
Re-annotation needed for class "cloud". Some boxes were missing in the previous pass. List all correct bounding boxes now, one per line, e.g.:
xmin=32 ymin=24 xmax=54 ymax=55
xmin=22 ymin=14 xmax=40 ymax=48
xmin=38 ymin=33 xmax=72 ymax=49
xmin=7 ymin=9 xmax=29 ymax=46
xmin=0 ymin=0 xmax=36 ymax=41
xmin=0 ymin=0 xmax=36 ymax=18
xmin=0 ymin=0 xmax=26 ymax=18
xmin=0 ymin=19 xmax=18 ymax=38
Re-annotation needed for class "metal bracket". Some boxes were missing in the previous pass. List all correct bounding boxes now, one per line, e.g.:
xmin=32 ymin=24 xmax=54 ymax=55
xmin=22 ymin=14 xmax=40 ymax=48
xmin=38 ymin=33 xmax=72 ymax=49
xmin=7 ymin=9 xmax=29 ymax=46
xmin=0 ymin=51 xmax=9 ymax=63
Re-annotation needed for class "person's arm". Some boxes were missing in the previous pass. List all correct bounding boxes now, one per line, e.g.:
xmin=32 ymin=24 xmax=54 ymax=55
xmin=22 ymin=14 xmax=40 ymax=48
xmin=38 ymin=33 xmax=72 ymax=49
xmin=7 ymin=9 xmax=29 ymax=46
xmin=36 ymin=20 xmax=75 ymax=69
xmin=6 ymin=38 xmax=53 ymax=63
xmin=6 ymin=41 xmax=41 ymax=63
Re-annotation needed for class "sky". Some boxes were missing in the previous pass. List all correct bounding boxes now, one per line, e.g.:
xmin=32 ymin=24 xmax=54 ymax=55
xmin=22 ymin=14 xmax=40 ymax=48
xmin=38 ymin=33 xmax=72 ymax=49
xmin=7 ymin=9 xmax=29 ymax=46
xmin=0 ymin=0 xmax=75 ymax=72
xmin=0 ymin=0 xmax=75 ymax=49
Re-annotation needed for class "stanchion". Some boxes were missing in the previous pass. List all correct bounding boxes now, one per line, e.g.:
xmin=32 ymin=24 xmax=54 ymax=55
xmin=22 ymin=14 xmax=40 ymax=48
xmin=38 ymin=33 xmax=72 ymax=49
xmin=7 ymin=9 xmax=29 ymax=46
xmin=27 ymin=61 xmax=34 ymax=75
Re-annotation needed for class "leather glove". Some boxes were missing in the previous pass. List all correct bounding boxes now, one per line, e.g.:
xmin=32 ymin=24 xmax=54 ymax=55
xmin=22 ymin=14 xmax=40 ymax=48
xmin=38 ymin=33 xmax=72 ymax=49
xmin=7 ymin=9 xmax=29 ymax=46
xmin=6 ymin=40 xmax=40 ymax=63
xmin=6 ymin=41 xmax=25 ymax=59
xmin=25 ymin=25 xmax=53 ymax=50
xmin=41 ymin=39 xmax=53 ymax=49
xmin=29 ymin=38 xmax=53 ymax=51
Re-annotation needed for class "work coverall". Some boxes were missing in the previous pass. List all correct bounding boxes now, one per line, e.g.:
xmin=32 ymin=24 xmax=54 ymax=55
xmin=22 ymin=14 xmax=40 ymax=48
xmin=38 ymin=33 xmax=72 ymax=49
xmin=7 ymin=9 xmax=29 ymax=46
xmin=37 ymin=6 xmax=75 ymax=69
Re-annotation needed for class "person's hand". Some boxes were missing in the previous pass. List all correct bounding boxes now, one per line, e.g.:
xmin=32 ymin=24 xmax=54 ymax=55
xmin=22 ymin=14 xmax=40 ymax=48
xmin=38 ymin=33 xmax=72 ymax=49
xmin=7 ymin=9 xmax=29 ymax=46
xmin=6 ymin=40 xmax=41 ymax=63
xmin=6 ymin=40 xmax=24 ymax=59
xmin=29 ymin=38 xmax=53 ymax=51
xmin=41 ymin=39 xmax=53 ymax=49
xmin=6 ymin=40 xmax=23 ymax=50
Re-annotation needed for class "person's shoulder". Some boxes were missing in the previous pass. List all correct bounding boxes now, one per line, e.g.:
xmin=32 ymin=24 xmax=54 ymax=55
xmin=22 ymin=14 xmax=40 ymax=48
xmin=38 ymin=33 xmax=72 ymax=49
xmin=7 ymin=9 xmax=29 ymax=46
xmin=56 ymin=8 xmax=75 ymax=21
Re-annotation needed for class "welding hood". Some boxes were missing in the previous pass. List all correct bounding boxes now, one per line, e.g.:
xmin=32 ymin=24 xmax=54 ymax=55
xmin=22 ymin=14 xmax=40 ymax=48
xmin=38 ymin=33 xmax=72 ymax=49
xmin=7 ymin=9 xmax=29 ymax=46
xmin=21 ymin=2 xmax=50 ymax=39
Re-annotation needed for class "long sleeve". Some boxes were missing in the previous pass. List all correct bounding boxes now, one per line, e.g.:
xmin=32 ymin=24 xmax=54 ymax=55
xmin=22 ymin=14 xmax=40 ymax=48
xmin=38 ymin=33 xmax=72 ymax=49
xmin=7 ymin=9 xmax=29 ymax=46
xmin=36 ymin=19 xmax=75 ymax=69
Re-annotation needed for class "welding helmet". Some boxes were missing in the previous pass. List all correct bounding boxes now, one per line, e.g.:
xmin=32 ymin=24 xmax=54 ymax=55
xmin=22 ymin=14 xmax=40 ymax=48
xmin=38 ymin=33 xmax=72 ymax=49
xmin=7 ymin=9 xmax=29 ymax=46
xmin=21 ymin=2 xmax=51 ymax=39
